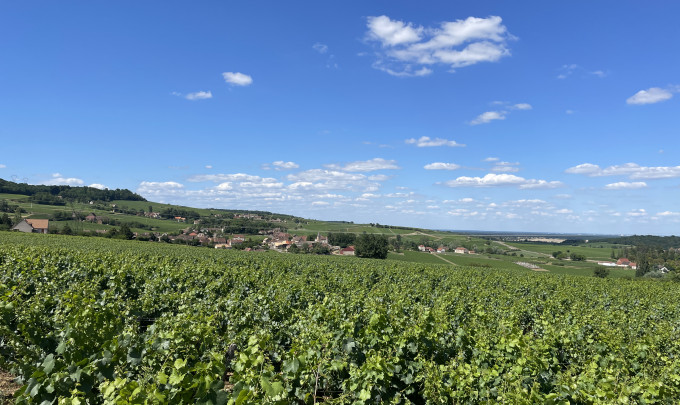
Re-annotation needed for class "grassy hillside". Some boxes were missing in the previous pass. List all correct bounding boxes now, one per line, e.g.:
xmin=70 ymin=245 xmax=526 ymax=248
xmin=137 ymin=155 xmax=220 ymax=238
xmin=1 ymin=191 xmax=639 ymax=278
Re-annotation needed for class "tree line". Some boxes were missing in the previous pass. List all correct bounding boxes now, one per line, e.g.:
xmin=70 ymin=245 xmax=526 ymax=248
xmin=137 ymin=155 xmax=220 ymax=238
xmin=0 ymin=178 xmax=146 ymax=203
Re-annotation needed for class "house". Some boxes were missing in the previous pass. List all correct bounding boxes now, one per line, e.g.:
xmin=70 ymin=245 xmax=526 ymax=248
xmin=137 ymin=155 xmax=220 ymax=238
xmin=232 ymin=235 xmax=246 ymax=243
xmin=418 ymin=245 xmax=426 ymax=252
xmin=454 ymin=247 xmax=469 ymax=254
xmin=339 ymin=246 xmax=355 ymax=256
xmin=616 ymin=258 xmax=631 ymax=267
xmin=597 ymin=261 xmax=618 ymax=267
xmin=12 ymin=219 xmax=49 ymax=234
xmin=436 ymin=247 xmax=446 ymax=254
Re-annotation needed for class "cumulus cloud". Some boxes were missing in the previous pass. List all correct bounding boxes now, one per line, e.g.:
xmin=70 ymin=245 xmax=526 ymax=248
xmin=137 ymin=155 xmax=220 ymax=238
xmin=405 ymin=136 xmax=465 ymax=147
xmin=325 ymin=158 xmax=399 ymax=172
xmin=0 ymin=164 xmax=5 ymax=168
xmin=444 ymin=173 xmax=562 ymax=189
xmin=185 ymin=91 xmax=212 ymax=100
xmin=469 ymin=102 xmax=531 ymax=125
xmin=89 ymin=183 xmax=107 ymax=190
xmin=626 ymin=87 xmax=674 ymax=105
xmin=43 ymin=173 xmax=84 ymax=186
xmin=365 ymin=15 xmax=513 ymax=76
xmin=262 ymin=161 xmax=300 ymax=171
xmin=188 ymin=173 xmax=267 ymax=183
xmin=491 ymin=161 xmax=519 ymax=173
xmin=469 ymin=111 xmax=506 ymax=125
xmin=287 ymin=169 xmax=385 ymax=192
xmin=483 ymin=157 xmax=499 ymax=162
xmin=424 ymin=162 xmax=461 ymax=170
xmin=222 ymin=72 xmax=253 ymax=86
xmin=565 ymin=162 xmax=680 ymax=179
xmin=626 ymin=209 xmax=647 ymax=217
xmin=137 ymin=181 xmax=185 ymax=195
xmin=604 ymin=181 xmax=648 ymax=190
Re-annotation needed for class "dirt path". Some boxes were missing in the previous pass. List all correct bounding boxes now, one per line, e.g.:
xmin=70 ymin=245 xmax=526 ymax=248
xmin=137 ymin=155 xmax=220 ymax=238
xmin=403 ymin=231 xmax=443 ymax=240
xmin=433 ymin=254 xmax=458 ymax=266
xmin=495 ymin=241 xmax=552 ymax=258
xmin=0 ymin=370 xmax=20 ymax=403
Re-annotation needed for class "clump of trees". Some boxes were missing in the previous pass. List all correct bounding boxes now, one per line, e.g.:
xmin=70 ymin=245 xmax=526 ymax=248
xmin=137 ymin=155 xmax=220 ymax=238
xmin=355 ymin=234 xmax=389 ymax=259
xmin=594 ymin=266 xmax=609 ymax=278
xmin=328 ymin=232 xmax=356 ymax=248
xmin=0 ymin=178 xmax=145 ymax=202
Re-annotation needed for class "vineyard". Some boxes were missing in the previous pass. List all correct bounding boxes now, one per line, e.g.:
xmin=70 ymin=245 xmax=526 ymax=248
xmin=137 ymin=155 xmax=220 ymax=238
xmin=2 ymin=233 xmax=680 ymax=403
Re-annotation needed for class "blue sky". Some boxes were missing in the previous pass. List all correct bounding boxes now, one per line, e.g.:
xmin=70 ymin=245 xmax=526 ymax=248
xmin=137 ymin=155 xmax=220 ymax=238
xmin=2 ymin=1 xmax=679 ymax=234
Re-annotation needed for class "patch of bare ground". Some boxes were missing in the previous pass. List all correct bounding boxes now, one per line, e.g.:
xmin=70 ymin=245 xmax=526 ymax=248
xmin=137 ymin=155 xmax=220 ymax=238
xmin=0 ymin=370 xmax=20 ymax=404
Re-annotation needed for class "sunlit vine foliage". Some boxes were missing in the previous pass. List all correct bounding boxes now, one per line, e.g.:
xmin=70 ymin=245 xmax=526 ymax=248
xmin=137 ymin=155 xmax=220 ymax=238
xmin=2 ymin=233 xmax=680 ymax=403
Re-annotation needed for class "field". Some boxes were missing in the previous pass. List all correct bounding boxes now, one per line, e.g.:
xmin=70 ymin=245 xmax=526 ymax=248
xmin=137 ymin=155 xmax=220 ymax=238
xmin=504 ymin=242 xmax=616 ymax=261
xmin=2 ymin=233 xmax=680 ymax=403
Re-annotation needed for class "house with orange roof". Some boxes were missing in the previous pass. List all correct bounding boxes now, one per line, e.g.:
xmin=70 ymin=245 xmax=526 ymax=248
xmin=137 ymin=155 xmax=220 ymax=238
xmin=12 ymin=219 xmax=49 ymax=234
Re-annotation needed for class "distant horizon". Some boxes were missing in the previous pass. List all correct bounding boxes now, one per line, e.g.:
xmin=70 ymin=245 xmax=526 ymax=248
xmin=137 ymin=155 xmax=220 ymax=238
xmin=1 ymin=1 xmax=679 ymax=235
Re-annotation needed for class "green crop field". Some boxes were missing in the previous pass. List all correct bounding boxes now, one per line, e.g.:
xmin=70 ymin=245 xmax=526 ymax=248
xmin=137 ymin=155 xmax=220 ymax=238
xmin=2 ymin=233 xmax=680 ymax=403
xmin=504 ymin=242 xmax=617 ymax=261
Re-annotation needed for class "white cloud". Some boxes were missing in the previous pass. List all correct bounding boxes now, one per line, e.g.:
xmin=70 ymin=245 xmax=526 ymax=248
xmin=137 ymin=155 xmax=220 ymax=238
xmin=205 ymin=165 xmax=213 ymax=169
xmin=555 ymin=208 xmax=573 ymax=214
xmin=312 ymin=201 xmax=330 ymax=206
xmin=366 ymin=15 xmax=512 ymax=76
xmin=470 ymin=102 xmax=531 ymax=125
xmin=373 ymin=65 xmax=433 ymax=77
xmin=222 ymin=72 xmax=253 ymax=86
xmin=483 ymin=157 xmax=499 ymax=162
xmin=566 ymin=162 xmax=680 ymax=179
xmin=366 ymin=15 xmax=423 ymax=46
xmin=271 ymin=161 xmax=299 ymax=171
xmin=658 ymin=211 xmax=680 ymax=217
xmin=0 ymin=164 xmax=5 ymax=168
xmin=491 ymin=161 xmax=520 ymax=173
xmin=189 ymin=173 xmax=265 ymax=183
xmin=185 ymin=91 xmax=212 ymax=100
xmin=565 ymin=163 xmax=601 ymax=175
xmin=604 ymin=181 xmax=648 ymax=190
xmin=557 ymin=64 xmax=607 ymax=80
xmin=312 ymin=42 xmax=328 ymax=54
xmin=626 ymin=209 xmax=647 ymax=217
xmin=44 ymin=174 xmax=84 ymax=186
xmin=626 ymin=87 xmax=673 ymax=105
xmin=424 ymin=162 xmax=461 ymax=170
xmin=286 ymin=169 xmax=384 ymax=192
xmin=444 ymin=173 xmax=561 ymax=189
xmin=325 ymin=158 xmax=399 ymax=172
xmin=137 ymin=181 xmax=185 ymax=195
xmin=89 ymin=183 xmax=107 ymax=190
xmin=405 ymin=136 xmax=465 ymax=147
xmin=469 ymin=110 xmax=506 ymax=125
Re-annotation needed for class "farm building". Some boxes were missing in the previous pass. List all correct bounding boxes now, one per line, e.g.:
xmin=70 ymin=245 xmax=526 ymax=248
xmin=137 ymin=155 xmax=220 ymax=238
xmin=12 ymin=219 xmax=49 ymax=234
